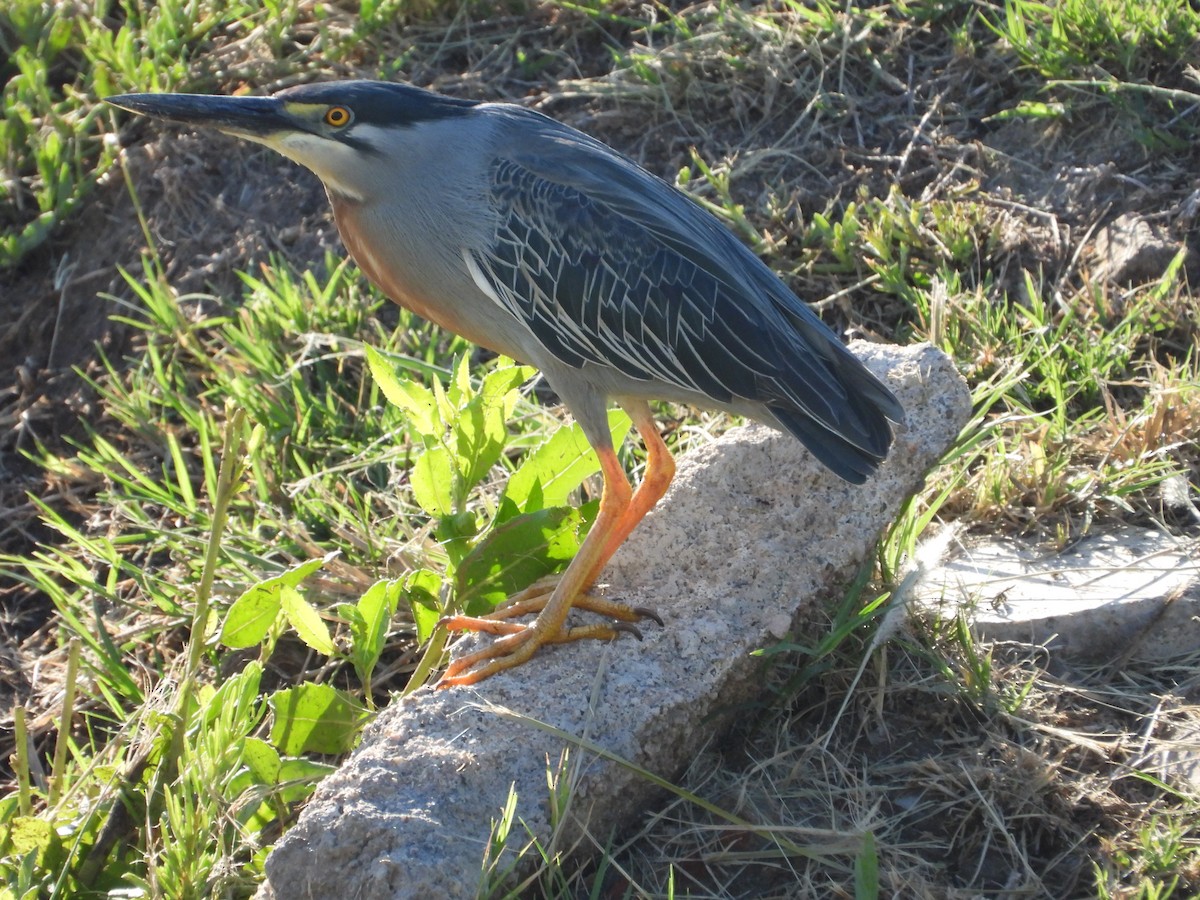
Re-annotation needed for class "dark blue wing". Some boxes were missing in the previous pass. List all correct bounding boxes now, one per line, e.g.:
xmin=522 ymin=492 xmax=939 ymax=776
xmin=469 ymin=109 xmax=904 ymax=481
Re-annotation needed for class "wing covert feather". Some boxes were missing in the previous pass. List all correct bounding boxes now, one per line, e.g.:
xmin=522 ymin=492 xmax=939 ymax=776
xmin=466 ymin=109 xmax=903 ymax=474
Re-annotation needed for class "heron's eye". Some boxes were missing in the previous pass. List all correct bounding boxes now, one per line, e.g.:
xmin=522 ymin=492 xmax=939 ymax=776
xmin=324 ymin=106 xmax=352 ymax=128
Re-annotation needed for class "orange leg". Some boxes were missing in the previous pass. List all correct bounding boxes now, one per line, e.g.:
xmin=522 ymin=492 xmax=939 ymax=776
xmin=593 ymin=399 xmax=675 ymax=579
xmin=436 ymin=399 xmax=675 ymax=687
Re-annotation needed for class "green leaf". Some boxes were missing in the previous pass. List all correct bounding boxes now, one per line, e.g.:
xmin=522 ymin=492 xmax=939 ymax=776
xmin=269 ymin=683 xmax=366 ymax=755
xmin=230 ymin=737 xmax=284 ymax=831
xmin=455 ymin=505 xmax=594 ymax=614
xmin=281 ymin=585 xmax=335 ymax=656
xmin=855 ymin=830 xmax=879 ymax=900
xmin=241 ymin=737 xmax=282 ymax=784
xmin=6 ymin=816 xmax=58 ymax=860
xmin=481 ymin=361 xmax=536 ymax=414
xmin=432 ymin=367 xmax=454 ymax=424
xmin=404 ymin=569 xmax=443 ymax=643
xmin=350 ymin=579 xmax=403 ymax=676
xmin=220 ymin=585 xmax=283 ymax=649
xmin=365 ymin=345 xmax=439 ymax=436
xmin=449 ymin=353 xmax=473 ymax=407
xmin=274 ymin=555 xmax=332 ymax=589
xmin=410 ymin=444 xmax=455 ymax=516
xmin=218 ymin=555 xmax=333 ymax=649
xmin=276 ymin=757 xmax=336 ymax=803
xmin=338 ymin=602 xmax=366 ymax=633
xmin=494 ymin=493 xmax=526 ymax=527
xmin=4 ymin=814 xmax=69 ymax=876
xmin=454 ymin=397 xmax=507 ymax=491
xmin=278 ymin=756 xmax=337 ymax=782
xmin=200 ymin=660 xmax=264 ymax=728
xmin=503 ymin=409 xmax=631 ymax=512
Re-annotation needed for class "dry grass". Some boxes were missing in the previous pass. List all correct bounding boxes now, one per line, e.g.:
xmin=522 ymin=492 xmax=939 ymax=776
xmin=600 ymin=638 xmax=1200 ymax=898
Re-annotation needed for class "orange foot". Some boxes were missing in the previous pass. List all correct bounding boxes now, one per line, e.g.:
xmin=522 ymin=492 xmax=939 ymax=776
xmin=436 ymin=577 xmax=663 ymax=687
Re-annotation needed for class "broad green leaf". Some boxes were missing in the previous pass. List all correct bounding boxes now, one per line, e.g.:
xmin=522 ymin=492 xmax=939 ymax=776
xmin=404 ymin=569 xmax=443 ymax=643
xmin=200 ymin=660 xmax=263 ymax=728
xmin=350 ymin=579 xmax=403 ymax=675
xmin=278 ymin=756 xmax=337 ymax=783
xmin=269 ymin=683 xmax=366 ymax=756
xmin=455 ymin=504 xmax=595 ymax=614
xmin=454 ymin=397 xmax=507 ymax=490
xmin=229 ymin=736 xmax=283 ymax=831
xmin=274 ymin=555 xmax=333 ymax=589
xmin=281 ymin=585 xmax=335 ymax=656
xmin=449 ymin=353 xmax=472 ymax=407
xmin=241 ymin=737 xmax=282 ymax=784
xmin=410 ymin=444 xmax=455 ymax=516
xmin=365 ymin=345 xmax=439 ymax=436
xmin=218 ymin=556 xmax=333 ymax=649
xmin=219 ymin=585 xmax=283 ymax=649
xmin=338 ymin=603 xmax=366 ymax=635
xmin=481 ymin=362 xmax=536 ymax=416
xmin=432 ymin=366 xmax=454 ymax=423
xmin=277 ymin=757 xmax=337 ymax=804
xmin=4 ymin=815 xmax=68 ymax=874
xmin=494 ymin=494 xmax=526 ymax=528
xmin=503 ymin=409 xmax=631 ymax=512
xmin=6 ymin=816 xmax=57 ymax=859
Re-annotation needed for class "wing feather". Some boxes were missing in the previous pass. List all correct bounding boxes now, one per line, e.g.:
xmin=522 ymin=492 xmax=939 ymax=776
xmin=467 ymin=108 xmax=904 ymax=478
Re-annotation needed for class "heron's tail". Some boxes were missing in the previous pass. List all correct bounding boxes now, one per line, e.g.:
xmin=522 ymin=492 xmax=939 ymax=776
xmin=768 ymin=357 xmax=905 ymax=484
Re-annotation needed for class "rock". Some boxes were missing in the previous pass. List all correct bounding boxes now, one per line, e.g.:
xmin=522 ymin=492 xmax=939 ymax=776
xmin=1091 ymin=212 xmax=1183 ymax=284
xmin=255 ymin=342 xmax=970 ymax=900
xmin=916 ymin=526 xmax=1200 ymax=664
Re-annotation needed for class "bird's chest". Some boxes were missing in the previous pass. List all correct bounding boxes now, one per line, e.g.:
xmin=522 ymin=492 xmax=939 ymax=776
xmin=330 ymin=193 xmax=498 ymax=349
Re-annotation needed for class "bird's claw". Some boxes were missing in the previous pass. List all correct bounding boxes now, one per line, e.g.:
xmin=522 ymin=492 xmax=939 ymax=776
xmin=435 ymin=603 xmax=662 ymax=687
xmin=610 ymin=620 xmax=645 ymax=641
xmin=630 ymin=605 xmax=664 ymax=627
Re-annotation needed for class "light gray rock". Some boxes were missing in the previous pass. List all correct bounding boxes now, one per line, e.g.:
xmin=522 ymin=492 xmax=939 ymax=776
xmin=256 ymin=342 xmax=969 ymax=900
xmin=917 ymin=526 xmax=1200 ymax=663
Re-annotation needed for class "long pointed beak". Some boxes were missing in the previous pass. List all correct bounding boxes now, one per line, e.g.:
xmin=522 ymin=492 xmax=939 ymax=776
xmin=106 ymin=92 xmax=293 ymax=139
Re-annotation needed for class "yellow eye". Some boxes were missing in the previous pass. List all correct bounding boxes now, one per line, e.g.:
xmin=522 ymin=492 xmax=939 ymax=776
xmin=324 ymin=106 xmax=352 ymax=128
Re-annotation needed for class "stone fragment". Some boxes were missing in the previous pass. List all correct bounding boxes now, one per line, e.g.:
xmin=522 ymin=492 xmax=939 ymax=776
xmin=255 ymin=342 xmax=970 ymax=900
xmin=1092 ymin=212 xmax=1183 ymax=284
xmin=917 ymin=526 xmax=1200 ymax=664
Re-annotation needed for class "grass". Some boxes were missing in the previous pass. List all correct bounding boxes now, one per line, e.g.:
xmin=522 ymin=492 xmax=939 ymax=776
xmin=2 ymin=0 xmax=1199 ymax=897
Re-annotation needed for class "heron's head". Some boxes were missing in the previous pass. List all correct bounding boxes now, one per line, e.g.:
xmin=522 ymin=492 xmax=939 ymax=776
xmin=106 ymin=81 xmax=478 ymax=201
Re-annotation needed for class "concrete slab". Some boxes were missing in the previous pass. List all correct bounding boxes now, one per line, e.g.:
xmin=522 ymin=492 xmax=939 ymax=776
xmin=917 ymin=527 xmax=1200 ymax=663
xmin=255 ymin=342 xmax=970 ymax=899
